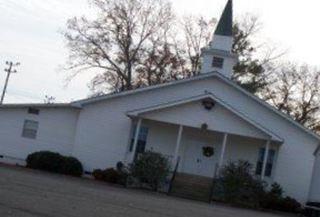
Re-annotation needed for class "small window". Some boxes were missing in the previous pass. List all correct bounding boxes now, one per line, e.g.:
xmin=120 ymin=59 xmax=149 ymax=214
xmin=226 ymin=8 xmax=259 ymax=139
xmin=212 ymin=56 xmax=224 ymax=68
xmin=28 ymin=107 xmax=40 ymax=115
xmin=22 ymin=120 xmax=39 ymax=139
xmin=129 ymin=125 xmax=149 ymax=155
xmin=255 ymin=148 xmax=276 ymax=177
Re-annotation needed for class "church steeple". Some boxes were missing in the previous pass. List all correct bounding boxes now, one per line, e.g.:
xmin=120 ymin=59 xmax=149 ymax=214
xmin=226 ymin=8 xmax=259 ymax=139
xmin=200 ymin=0 xmax=237 ymax=78
xmin=214 ymin=0 xmax=233 ymax=37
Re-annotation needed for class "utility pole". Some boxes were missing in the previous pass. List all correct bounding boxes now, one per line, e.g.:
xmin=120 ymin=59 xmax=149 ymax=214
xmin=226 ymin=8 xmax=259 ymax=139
xmin=0 ymin=61 xmax=20 ymax=104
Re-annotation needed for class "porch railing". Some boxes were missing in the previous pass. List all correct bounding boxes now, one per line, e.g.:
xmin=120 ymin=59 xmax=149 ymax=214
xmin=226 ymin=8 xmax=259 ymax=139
xmin=168 ymin=156 xmax=180 ymax=194
xmin=209 ymin=163 xmax=220 ymax=202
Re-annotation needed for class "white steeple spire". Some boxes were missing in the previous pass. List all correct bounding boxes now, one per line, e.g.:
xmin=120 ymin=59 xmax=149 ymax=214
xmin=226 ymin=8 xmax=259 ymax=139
xmin=200 ymin=0 xmax=237 ymax=78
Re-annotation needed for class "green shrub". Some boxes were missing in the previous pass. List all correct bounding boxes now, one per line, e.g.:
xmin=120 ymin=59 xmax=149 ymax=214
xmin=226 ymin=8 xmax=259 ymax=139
xmin=280 ymin=197 xmax=302 ymax=213
xmin=61 ymin=157 xmax=83 ymax=177
xmin=26 ymin=151 xmax=83 ymax=177
xmin=260 ymin=183 xmax=301 ymax=213
xmin=213 ymin=161 xmax=302 ymax=213
xmin=116 ymin=161 xmax=129 ymax=185
xmin=92 ymin=168 xmax=121 ymax=184
xmin=213 ymin=160 xmax=265 ymax=208
xmin=92 ymin=169 xmax=104 ymax=180
xmin=269 ymin=182 xmax=283 ymax=197
xmin=26 ymin=151 xmax=63 ymax=173
xmin=260 ymin=196 xmax=301 ymax=213
xmin=129 ymin=151 xmax=170 ymax=190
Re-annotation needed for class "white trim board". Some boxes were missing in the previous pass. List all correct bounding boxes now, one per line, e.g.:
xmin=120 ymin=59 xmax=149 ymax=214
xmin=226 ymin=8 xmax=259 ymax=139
xmin=73 ymin=72 xmax=320 ymax=142
xmin=127 ymin=92 xmax=283 ymax=143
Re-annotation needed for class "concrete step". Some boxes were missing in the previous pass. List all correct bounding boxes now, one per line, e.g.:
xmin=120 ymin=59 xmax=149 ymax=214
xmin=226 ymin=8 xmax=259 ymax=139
xmin=174 ymin=173 xmax=212 ymax=184
xmin=170 ymin=173 xmax=213 ymax=202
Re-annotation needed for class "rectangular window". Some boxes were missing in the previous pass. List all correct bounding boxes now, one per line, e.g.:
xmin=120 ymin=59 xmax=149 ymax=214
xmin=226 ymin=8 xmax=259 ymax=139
xmin=255 ymin=148 xmax=276 ymax=177
xmin=28 ymin=107 xmax=40 ymax=115
xmin=212 ymin=56 xmax=224 ymax=68
xmin=22 ymin=120 xmax=39 ymax=139
xmin=129 ymin=125 xmax=149 ymax=155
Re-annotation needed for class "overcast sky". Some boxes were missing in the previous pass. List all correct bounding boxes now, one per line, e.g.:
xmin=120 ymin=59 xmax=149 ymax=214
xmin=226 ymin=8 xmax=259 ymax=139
xmin=1 ymin=0 xmax=320 ymax=103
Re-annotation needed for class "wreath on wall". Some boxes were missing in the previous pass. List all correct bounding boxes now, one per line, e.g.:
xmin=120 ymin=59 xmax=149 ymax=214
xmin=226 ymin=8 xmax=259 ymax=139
xmin=202 ymin=146 xmax=214 ymax=157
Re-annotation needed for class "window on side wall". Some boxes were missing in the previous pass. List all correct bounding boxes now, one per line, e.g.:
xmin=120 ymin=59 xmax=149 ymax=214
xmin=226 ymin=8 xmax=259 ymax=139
xmin=28 ymin=107 xmax=40 ymax=115
xmin=255 ymin=148 xmax=276 ymax=177
xmin=22 ymin=120 xmax=39 ymax=139
xmin=212 ymin=56 xmax=224 ymax=68
xmin=129 ymin=125 xmax=149 ymax=154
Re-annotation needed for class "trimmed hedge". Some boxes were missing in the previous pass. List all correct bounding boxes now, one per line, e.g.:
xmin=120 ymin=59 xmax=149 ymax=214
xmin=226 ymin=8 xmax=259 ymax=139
xmin=26 ymin=151 xmax=83 ymax=177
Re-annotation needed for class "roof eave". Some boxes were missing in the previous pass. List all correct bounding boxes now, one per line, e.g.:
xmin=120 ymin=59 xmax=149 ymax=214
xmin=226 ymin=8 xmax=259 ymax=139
xmin=213 ymin=73 xmax=320 ymax=142
xmin=73 ymin=70 xmax=320 ymax=142
xmin=0 ymin=103 xmax=81 ymax=109
xmin=73 ymin=72 xmax=220 ymax=106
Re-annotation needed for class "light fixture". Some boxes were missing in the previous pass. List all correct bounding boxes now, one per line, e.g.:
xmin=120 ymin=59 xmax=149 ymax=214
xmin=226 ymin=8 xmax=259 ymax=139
xmin=202 ymin=98 xmax=215 ymax=110
xmin=201 ymin=123 xmax=208 ymax=131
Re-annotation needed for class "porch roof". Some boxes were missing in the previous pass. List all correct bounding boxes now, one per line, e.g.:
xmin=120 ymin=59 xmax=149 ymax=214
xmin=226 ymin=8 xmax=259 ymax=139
xmin=127 ymin=92 xmax=283 ymax=143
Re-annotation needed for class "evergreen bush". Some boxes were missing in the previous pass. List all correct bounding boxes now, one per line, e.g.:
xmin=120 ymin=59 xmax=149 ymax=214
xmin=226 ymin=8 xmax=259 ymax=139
xmin=130 ymin=151 xmax=170 ymax=190
xmin=26 ymin=151 xmax=83 ymax=177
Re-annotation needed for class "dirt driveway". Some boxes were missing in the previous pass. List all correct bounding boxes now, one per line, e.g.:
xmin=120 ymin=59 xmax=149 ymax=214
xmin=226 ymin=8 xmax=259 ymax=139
xmin=0 ymin=165 xmax=288 ymax=217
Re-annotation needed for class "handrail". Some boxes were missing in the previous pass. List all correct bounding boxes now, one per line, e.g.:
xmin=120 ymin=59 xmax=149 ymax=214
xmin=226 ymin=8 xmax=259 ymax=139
xmin=209 ymin=163 xmax=219 ymax=202
xmin=168 ymin=156 xmax=180 ymax=194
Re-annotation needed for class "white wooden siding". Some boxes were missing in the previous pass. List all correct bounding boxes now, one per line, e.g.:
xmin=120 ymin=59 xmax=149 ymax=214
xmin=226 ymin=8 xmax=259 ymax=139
xmin=141 ymin=101 xmax=269 ymax=140
xmin=0 ymin=107 xmax=79 ymax=164
xmin=72 ymin=76 xmax=318 ymax=202
xmin=144 ymin=121 xmax=274 ymax=178
xmin=0 ymin=75 xmax=317 ymax=203
xmin=309 ymin=152 xmax=320 ymax=202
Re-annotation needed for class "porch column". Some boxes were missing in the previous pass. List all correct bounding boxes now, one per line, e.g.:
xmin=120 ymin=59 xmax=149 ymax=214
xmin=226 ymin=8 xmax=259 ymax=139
xmin=261 ymin=139 xmax=271 ymax=180
xmin=130 ymin=118 xmax=142 ymax=162
xmin=173 ymin=125 xmax=183 ymax=166
xmin=218 ymin=133 xmax=228 ymax=169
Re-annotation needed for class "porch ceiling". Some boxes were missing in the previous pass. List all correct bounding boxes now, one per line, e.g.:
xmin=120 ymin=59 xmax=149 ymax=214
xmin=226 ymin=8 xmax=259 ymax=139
xmin=127 ymin=93 xmax=283 ymax=143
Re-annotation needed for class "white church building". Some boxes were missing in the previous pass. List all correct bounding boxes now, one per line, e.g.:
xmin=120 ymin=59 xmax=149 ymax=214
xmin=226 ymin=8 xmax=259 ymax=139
xmin=1 ymin=0 xmax=320 ymax=204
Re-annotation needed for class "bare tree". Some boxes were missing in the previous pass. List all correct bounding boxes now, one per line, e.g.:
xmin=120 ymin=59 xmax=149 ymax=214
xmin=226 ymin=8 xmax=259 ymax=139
xmin=64 ymin=3 xmax=320 ymax=133
xmin=264 ymin=63 xmax=320 ymax=132
xmin=177 ymin=16 xmax=216 ymax=76
xmin=64 ymin=0 xmax=174 ymax=93
xmin=136 ymin=15 xmax=267 ymax=87
xmin=64 ymin=1 xmax=273 ymax=94
xmin=172 ymin=14 xmax=278 ymax=94
xmin=44 ymin=95 xmax=56 ymax=104
xmin=133 ymin=15 xmax=216 ymax=86
xmin=134 ymin=22 xmax=184 ymax=86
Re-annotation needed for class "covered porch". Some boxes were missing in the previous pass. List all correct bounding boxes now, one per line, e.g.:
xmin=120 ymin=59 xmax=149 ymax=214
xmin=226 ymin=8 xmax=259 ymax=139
xmin=127 ymin=119 xmax=281 ymax=181
xmin=125 ymin=93 xmax=283 ymax=183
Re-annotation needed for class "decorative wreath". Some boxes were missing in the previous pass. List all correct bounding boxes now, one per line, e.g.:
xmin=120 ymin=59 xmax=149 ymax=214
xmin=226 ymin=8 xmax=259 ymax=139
xmin=202 ymin=146 xmax=214 ymax=157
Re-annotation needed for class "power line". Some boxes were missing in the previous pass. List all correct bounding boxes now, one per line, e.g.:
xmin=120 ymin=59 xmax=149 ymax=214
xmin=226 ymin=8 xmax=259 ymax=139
xmin=0 ymin=61 xmax=20 ymax=104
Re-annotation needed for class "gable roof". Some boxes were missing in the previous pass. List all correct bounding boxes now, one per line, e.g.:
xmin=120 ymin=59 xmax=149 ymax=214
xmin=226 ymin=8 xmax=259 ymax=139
xmin=72 ymin=73 xmax=219 ymax=106
xmin=214 ymin=73 xmax=320 ymax=142
xmin=127 ymin=92 xmax=283 ymax=143
xmin=72 ymin=71 xmax=320 ymax=142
